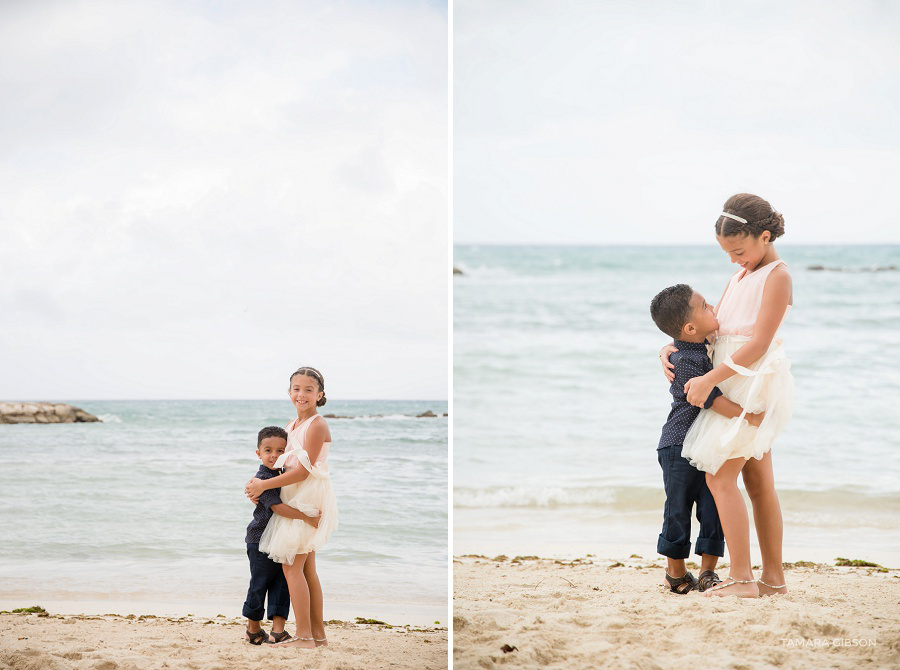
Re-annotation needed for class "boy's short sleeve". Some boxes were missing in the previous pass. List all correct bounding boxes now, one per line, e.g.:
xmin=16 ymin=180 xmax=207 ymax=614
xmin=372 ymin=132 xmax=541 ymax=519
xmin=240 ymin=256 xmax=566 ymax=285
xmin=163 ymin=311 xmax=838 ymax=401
xmin=258 ymin=488 xmax=283 ymax=511
xmin=703 ymin=386 xmax=723 ymax=409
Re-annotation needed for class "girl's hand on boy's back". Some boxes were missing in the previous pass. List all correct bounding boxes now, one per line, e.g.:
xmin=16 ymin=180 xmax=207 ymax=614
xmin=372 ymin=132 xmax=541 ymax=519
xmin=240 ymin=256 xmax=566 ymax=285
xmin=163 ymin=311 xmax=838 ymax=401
xmin=660 ymin=343 xmax=678 ymax=382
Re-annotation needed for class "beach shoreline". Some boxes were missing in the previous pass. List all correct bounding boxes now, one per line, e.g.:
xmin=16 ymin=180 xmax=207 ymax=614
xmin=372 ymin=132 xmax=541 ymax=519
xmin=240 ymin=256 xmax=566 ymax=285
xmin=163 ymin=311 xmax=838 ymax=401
xmin=0 ymin=596 xmax=445 ymax=629
xmin=453 ymin=553 xmax=900 ymax=669
xmin=453 ymin=503 xmax=900 ymax=569
xmin=0 ymin=610 xmax=448 ymax=670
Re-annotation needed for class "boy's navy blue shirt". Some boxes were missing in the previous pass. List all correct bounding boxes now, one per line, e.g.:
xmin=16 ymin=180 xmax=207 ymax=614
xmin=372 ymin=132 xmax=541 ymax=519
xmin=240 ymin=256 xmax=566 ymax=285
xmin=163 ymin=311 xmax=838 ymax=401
xmin=658 ymin=340 xmax=723 ymax=449
xmin=245 ymin=465 xmax=284 ymax=543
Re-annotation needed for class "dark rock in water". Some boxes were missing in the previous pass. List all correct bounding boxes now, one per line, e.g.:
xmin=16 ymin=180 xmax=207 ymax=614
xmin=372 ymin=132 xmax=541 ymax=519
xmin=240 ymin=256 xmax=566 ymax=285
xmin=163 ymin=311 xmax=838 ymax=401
xmin=443 ymin=413 xmax=448 ymax=417
xmin=417 ymin=410 xmax=437 ymax=418
xmin=322 ymin=413 xmax=353 ymax=419
xmin=807 ymin=264 xmax=897 ymax=272
xmin=0 ymin=402 xmax=101 ymax=424
xmin=453 ymin=267 xmax=464 ymax=275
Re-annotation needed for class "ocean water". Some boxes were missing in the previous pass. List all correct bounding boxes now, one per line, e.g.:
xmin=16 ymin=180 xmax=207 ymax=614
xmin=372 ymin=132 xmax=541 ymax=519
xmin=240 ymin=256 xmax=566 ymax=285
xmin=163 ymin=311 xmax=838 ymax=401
xmin=0 ymin=399 xmax=447 ymax=624
xmin=453 ymin=245 xmax=900 ymax=566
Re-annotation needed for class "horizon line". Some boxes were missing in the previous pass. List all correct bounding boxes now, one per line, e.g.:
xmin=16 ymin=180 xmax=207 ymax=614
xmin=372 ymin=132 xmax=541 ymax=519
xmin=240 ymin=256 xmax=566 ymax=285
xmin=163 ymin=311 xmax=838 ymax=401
xmin=0 ymin=398 xmax=450 ymax=403
xmin=453 ymin=241 xmax=900 ymax=247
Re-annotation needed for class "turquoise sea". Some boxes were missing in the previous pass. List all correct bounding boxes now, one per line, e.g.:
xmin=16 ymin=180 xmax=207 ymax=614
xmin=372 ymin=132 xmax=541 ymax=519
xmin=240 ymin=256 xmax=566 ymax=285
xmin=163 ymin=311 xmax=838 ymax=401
xmin=0 ymin=399 xmax=447 ymax=625
xmin=453 ymin=245 xmax=900 ymax=566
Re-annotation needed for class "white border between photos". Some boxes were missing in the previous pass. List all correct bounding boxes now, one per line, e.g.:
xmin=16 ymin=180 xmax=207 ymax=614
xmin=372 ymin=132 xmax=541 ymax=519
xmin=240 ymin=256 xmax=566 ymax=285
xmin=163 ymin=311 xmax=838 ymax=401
xmin=447 ymin=0 xmax=455 ymax=664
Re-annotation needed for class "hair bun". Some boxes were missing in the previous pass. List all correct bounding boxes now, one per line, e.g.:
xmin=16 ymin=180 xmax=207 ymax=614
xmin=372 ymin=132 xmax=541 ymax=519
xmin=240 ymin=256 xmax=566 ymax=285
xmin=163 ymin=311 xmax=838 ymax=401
xmin=717 ymin=194 xmax=784 ymax=240
xmin=317 ymin=393 xmax=327 ymax=407
xmin=761 ymin=211 xmax=785 ymax=240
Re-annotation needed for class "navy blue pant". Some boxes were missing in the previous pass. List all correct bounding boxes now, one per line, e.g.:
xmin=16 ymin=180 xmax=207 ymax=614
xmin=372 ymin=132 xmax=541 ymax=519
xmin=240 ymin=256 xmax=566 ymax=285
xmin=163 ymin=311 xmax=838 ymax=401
xmin=657 ymin=445 xmax=725 ymax=559
xmin=242 ymin=543 xmax=290 ymax=621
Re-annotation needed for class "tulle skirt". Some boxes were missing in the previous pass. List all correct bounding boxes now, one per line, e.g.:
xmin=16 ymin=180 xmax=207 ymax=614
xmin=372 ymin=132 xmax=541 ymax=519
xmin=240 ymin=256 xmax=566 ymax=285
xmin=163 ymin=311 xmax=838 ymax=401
xmin=682 ymin=335 xmax=794 ymax=475
xmin=258 ymin=465 xmax=338 ymax=565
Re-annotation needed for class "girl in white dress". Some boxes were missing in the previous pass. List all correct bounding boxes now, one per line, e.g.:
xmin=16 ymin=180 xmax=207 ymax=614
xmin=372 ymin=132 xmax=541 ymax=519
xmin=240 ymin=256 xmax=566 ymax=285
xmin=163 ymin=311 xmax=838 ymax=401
xmin=661 ymin=194 xmax=793 ymax=598
xmin=245 ymin=366 xmax=338 ymax=647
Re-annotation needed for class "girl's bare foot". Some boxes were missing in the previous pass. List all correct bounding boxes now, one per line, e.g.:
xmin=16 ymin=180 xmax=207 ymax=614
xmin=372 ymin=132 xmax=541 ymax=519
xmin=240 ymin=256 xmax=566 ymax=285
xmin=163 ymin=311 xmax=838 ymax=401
xmin=702 ymin=577 xmax=759 ymax=598
xmin=315 ymin=637 xmax=328 ymax=647
xmin=273 ymin=636 xmax=316 ymax=649
xmin=757 ymin=578 xmax=788 ymax=596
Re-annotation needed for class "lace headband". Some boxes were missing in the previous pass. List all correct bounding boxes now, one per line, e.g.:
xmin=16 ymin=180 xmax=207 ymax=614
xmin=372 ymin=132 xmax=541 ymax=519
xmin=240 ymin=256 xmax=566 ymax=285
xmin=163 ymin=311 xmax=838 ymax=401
xmin=294 ymin=367 xmax=324 ymax=384
xmin=719 ymin=211 xmax=748 ymax=224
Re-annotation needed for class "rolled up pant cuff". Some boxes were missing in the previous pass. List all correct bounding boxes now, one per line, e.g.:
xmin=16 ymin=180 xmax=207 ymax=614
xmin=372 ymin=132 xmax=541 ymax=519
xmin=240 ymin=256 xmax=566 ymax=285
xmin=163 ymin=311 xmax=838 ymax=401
xmin=657 ymin=535 xmax=691 ymax=559
xmin=695 ymin=537 xmax=725 ymax=557
xmin=266 ymin=605 xmax=290 ymax=620
xmin=242 ymin=605 xmax=264 ymax=621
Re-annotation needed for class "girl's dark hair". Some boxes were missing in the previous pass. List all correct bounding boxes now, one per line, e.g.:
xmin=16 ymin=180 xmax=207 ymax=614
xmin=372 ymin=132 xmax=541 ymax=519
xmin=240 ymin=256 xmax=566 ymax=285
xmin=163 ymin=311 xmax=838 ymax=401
xmin=289 ymin=366 xmax=327 ymax=407
xmin=716 ymin=193 xmax=785 ymax=241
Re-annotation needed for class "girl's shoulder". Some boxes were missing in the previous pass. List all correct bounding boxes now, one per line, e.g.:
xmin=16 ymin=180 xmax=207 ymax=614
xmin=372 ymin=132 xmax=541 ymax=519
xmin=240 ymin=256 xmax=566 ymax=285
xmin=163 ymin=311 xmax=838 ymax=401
xmin=761 ymin=262 xmax=793 ymax=306
xmin=308 ymin=414 xmax=332 ymax=439
xmin=766 ymin=261 xmax=792 ymax=284
xmin=774 ymin=260 xmax=791 ymax=275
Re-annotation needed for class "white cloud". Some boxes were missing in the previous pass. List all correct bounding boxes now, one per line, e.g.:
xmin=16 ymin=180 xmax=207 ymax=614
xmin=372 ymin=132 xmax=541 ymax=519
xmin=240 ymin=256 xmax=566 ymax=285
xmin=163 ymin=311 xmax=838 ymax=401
xmin=0 ymin=0 xmax=448 ymax=400
xmin=454 ymin=0 xmax=900 ymax=244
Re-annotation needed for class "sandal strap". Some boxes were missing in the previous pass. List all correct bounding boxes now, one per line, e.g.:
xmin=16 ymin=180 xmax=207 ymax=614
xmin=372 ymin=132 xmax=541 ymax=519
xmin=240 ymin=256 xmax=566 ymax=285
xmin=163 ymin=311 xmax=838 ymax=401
xmin=314 ymin=638 xmax=327 ymax=642
xmin=706 ymin=577 xmax=755 ymax=592
xmin=698 ymin=570 xmax=721 ymax=590
xmin=665 ymin=571 xmax=698 ymax=594
xmin=757 ymin=579 xmax=786 ymax=589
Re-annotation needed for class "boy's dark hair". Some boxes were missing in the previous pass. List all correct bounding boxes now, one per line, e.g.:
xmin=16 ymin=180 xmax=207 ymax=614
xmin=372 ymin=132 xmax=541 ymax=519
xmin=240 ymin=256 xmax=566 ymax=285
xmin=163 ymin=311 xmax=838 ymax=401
xmin=257 ymin=425 xmax=288 ymax=447
xmin=650 ymin=284 xmax=694 ymax=340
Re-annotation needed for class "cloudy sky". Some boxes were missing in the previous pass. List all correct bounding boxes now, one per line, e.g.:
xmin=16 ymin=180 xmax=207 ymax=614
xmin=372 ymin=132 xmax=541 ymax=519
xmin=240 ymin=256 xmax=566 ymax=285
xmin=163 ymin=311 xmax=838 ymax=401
xmin=0 ymin=0 xmax=448 ymax=400
xmin=454 ymin=0 xmax=900 ymax=245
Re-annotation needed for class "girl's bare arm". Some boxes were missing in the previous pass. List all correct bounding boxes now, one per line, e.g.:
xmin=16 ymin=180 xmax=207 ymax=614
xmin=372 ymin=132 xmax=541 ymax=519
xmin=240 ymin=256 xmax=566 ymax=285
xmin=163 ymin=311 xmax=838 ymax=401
xmin=270 ymin=503 xmax=320 ymax=527
xmin=685 ymin=267 xmax=791 ymax=406
xmin=710 ymin=395 xmax=764 ymax=426
xmin=245 ymin=420 xmax=332 ymax=497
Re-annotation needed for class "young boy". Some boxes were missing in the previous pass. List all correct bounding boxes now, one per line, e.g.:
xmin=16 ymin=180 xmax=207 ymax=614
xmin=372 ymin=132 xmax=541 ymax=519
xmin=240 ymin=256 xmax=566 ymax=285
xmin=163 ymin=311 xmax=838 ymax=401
xmin=243 ymin=426 xmax=319 ymax=644
xmin=649 ymin=284 xmax=763 ymax=594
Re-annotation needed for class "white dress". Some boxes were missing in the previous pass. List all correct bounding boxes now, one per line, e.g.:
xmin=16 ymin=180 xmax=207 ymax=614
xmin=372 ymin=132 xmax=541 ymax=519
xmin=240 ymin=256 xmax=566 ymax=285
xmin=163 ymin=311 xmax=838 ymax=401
xmin=258 ymin=414 xmax=338 ymax=564
xmin=681 ymin=260 xmax=795 ymax=475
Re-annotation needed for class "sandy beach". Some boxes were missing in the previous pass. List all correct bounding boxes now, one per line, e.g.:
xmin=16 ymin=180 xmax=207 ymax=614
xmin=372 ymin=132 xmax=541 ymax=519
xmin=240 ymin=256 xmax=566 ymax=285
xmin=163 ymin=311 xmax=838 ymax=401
xmin=453 ymin=554 xmax=900 ymax=669
xmin=0 ymin=611 xmax=447 ymax=670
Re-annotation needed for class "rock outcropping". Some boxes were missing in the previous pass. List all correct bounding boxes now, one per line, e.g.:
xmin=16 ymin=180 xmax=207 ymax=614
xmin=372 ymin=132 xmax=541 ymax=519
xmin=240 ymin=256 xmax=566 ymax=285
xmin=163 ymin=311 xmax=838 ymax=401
xmin=0 ymin=402 xmax=101 ymax=424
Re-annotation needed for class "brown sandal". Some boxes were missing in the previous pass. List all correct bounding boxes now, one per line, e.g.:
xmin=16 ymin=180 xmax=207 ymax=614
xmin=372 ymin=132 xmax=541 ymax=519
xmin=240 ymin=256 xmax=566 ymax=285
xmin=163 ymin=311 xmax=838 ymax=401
xmin=698 ymin=570 xmax=722 ymax=592
xmin=665 ymin=571 xmax=699 ymax=594
xmin=246 ymin=629 xmax=270 ymax=645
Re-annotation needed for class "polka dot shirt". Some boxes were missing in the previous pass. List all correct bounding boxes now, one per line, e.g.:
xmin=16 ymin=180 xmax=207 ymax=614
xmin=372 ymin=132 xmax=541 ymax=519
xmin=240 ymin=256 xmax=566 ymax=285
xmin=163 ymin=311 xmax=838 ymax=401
xmin=658 ymin=340 xmax=723 ymax=449
xmin=245 ymin=465 xmax=284 ymax=543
